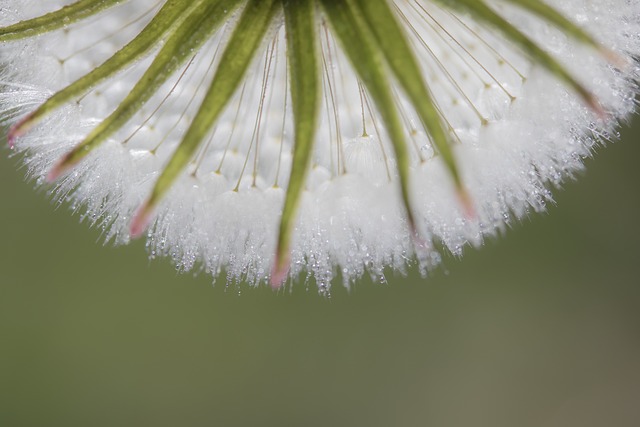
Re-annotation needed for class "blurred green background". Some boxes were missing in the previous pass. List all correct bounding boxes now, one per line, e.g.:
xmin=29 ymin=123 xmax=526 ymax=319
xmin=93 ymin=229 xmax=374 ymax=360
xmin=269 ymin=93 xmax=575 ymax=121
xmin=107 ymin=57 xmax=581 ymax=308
xmin=0 ymin=119 xmax=638 ymax=427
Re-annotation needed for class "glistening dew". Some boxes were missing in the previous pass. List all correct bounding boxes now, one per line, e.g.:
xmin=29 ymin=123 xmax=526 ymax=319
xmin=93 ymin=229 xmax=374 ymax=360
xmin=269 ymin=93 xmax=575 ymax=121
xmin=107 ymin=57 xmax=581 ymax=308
xmin=1 ymin=0 xmax=638 ymax=293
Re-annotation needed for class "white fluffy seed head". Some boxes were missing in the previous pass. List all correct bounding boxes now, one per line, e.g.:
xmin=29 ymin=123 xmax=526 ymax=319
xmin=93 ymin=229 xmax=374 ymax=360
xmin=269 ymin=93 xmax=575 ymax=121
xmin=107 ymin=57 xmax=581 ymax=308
xmin=1 ymin=0 xmax=639 ymax=293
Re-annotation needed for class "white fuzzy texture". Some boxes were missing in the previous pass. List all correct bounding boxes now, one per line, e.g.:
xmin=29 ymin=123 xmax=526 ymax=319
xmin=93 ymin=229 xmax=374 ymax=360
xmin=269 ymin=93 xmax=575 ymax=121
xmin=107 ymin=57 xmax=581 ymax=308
xmin=1 ymin=0 xmax=639 ymax=293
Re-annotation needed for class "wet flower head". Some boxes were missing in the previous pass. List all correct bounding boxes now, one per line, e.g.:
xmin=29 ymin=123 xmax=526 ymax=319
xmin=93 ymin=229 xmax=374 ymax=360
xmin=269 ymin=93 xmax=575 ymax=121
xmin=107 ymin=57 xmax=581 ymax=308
xmin=1 ymin=0 xmax=638 ymax=293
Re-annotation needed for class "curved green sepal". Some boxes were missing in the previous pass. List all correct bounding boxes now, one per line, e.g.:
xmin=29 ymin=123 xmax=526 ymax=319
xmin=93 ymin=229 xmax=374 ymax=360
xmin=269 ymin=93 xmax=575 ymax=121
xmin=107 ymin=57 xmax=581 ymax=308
xmin=0 ymin=0 xmax=124 ymax=41
xmin=351 ymin=0 xmax=463 ymax=190
xmin=16 ymin=0 xmax=196 ymax=137
xmin=320 ymin=0 xmax=418 ymax=234
xmin=272 ymin=0 xmax=320 ymax=287
xmin=503 ymin=0 xmax=599 ymax=48
xmin=132 ymin=0 xmax=281 ymax=236
xmin=51 ymin=0 xmax=241 ymax=178
xmin=441 ymin=0 xmax=600 ymax=111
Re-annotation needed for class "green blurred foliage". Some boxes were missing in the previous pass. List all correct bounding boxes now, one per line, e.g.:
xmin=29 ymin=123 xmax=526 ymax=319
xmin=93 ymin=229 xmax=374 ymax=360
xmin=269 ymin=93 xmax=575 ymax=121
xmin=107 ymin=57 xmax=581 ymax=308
xmin=0 ymin=119 xmax=639 ymax=427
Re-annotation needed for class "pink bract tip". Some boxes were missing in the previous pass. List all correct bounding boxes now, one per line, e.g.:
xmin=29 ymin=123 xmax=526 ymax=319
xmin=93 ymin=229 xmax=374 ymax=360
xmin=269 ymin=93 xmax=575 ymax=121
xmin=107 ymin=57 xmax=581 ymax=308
xmin=270 ymin=253 xmax=291 ymax=290
xmin=410 ymin=231 xmax=429 ymax=252
xmin=7 ymin=113 xmax=34 ymax=148
xmin=46 ymin=161 xmax=65 ymax=183
xmin=588 ymin=96 xmax=608 ymax=123
xmin=457 ymin=187 xmax=476 ymax=220
xmin=130 ymin=204 xmax=152 ymax=239
xmin=7 ymin=125 xmax=21 ymax=149
xmin=601 ymin=48 xmax=629 ymax=70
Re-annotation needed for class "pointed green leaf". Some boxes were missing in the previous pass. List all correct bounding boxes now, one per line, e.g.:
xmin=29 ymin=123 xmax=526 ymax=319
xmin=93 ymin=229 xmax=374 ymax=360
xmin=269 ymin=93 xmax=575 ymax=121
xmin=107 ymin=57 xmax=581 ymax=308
xmin=319 ymin=0 xmax=418 ymax=233
xmin=0 ymin=0 xmax=124 ymax=41
xmin=132 ymin=0 xmax=281 ymax=235
xmin=14 ymin=0 xmax=200 ymax=136
xmin=51 ymin=0 xmax=241 ymax=177
xmin=351 ymin=0 xmax=463 ymax=189
xmin=273 ymin=0 xmax=320 ymax=285
xmin=503 ymin=0 xmax=599 ymax=48
xmin=441 ymin=0 xmax=599 ymax=110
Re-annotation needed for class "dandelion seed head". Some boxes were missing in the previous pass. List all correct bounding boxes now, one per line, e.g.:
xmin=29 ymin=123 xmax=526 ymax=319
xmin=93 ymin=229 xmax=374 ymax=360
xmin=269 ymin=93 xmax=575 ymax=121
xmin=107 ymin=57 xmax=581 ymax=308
xmin=1 ymin=0 xmax=639 ymax=291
